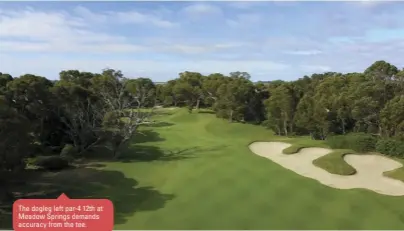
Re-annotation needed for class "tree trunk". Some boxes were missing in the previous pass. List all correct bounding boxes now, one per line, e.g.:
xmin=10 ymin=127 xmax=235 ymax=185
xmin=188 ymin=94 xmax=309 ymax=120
xmin=196 ymin=99 xmax=200 ymax=110
xmin=78 ymin=137 xmax=102 ymax=156
xmin=378 ymin=125 xmax=382 ymax=136
xmin=341 ymin=119 xmax=346 ymax=134
xmin=283 ymin=120 xmax=288 ymax=136
xmin=113 ymin=138 xmax=129 ymax=159
xmin=289 ymin=122 xmax=293 ymax=134
xmin=229 ymin=110 xmax=233 ymax=122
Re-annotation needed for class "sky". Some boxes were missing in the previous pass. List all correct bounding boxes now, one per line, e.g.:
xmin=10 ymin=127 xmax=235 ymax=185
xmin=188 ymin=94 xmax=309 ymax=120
xmin=0 ymin=1 xmax=403 ymax=82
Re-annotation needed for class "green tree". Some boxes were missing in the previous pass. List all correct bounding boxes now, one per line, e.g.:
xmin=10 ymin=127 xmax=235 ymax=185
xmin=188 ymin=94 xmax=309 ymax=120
xmin=264 ymin=84 xmax=294 ymax=135
xmin=126 ymin=78 xmax=156 ymax=107
xmin=201 ymin=73 xmax=227 ymax=107
xmin=174 ymin=72 xmax=204 ymax=113
xmin=380 ymin=96 xmax=404 ymax=138
xmin=215 ymin=77 xmax=254 ymax=122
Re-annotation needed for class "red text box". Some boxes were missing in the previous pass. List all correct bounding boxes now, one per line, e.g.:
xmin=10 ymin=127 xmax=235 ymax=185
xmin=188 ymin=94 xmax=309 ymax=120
xmin=13 ymin=193 xmax=113 ymax=231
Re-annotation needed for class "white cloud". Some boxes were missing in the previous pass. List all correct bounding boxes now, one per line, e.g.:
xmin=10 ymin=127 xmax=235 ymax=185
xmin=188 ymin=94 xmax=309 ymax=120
xmin=166 ymin=42 xmax=246 ymax=54
xmin=0 ymin=8 xmax=140 ymax=53
xmin=0 ymin=7 xmax=253 ymax=55
xmin=300 ymin=65 xmax=331 ymax=72
xmin=284 ymin=50 xmax=323 ymax=55
xmin=227 ymin=2 xmax=263 ymax=10
xmin=0 ymin=9 xmax=85 ymax=40
xmin=0 ymin=40 xmax=147 ymax=53
xmin=73 ymin=6 xmax=107 ymax=23
xmin=226 ymin=13 xmax=263 ymax=28
xmin=351 ymin=0 xmax=391 ymax=8
xmin=0 ymin=55 xmax=290 ymax=80
xmin=73 ymin=6 xmax=178 ymax=28
xmin=1 ymin=2 xmax=403 ymax=82
xmin=181 ymin=3 xmax=223 ymax=18
xmin=0 ymin=7 xmax=182 ymax=54
xmin=110 ymin=11 xmax=177 ymax=28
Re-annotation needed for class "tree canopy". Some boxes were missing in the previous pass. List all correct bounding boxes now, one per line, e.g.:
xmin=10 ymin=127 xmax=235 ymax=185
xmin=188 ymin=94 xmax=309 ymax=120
xmin=1 ymin=60 xmax=404 ymax=202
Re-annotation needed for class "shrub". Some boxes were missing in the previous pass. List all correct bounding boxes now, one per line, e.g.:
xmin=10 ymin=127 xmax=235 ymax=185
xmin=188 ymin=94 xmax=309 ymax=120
xmin=60 ymin=144 xmax=77 ymax=163
xmin=326 ymin=135 xmax=345 ymax=149
xmin=60 ymin=144 xmax=76 ymax=156
xmin=326 ymin=133 xmax=377 ymax=152
xmin=311 ymin=131 xmax=326 ymax=140
xmin=376 ymin=139 xmax=404 ymax=158
xmin=349 ymin=133 xmax=377 ymax=152
xmin=35 ymin=156 xmax=69 ymax=171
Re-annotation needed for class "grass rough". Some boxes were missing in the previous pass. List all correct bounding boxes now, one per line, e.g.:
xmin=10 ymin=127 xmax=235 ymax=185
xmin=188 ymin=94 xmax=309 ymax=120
xmin=312 ymin=149 xmax=357 ymax=175
xmin=282 ymin=144 xmax=307 ymax=154
xmin=384 ymin=166 xmax=404 ymax=182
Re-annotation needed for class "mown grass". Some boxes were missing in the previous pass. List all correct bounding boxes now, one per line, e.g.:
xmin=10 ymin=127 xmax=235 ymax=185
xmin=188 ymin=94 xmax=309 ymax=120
xmin=313 ymin=149 xmax=357 ymax=175
xmin=282 ymin=144 xmax=307 ymax=154
xmin=385 ymin=166 xmax=404 ymax=183
xmin=379 ymin=155 xmax=404 ymax=182
xmin=4 ymin=108 xmax=404 ymax=230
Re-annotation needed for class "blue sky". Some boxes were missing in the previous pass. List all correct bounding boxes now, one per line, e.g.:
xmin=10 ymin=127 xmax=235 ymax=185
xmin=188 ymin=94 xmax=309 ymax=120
xmin=0 ymin=1 xmax=403 ymax=81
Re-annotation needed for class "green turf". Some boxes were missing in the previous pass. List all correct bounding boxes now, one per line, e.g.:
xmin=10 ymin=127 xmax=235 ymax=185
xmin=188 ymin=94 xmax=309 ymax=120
xmin=283 ymin=144 xmax=312 ymax=154
xmin=385 ymin=165 xmax=404 ymax=183
xmin=6 ymin=108 xmax=404 ymax=229
xmin=313 ymin=149 xmax=357 ymax=175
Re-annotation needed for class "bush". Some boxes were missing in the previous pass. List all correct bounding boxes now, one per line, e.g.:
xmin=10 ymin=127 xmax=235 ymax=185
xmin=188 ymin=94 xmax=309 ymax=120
xmin=376 ymin=139 xmax=404 ymax=158
xmin=326 ymin=133 xmax=377 ymax=152
xmin=60 ymin=144 xmax=77 ymax=163
xmin=34 ymin=156 xmax=69 ymax=171
xmin=60 ymin=144 xmax=76 ymax=156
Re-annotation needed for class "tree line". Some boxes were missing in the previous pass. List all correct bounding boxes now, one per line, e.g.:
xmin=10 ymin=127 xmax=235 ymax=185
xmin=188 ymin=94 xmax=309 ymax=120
xmin=153 ymin=60 xmax=404 ymax=157
xmin=1 ymin=60 xmax=404 ymax=176
xmin=156 ymin=61 xmax=404 ymax=140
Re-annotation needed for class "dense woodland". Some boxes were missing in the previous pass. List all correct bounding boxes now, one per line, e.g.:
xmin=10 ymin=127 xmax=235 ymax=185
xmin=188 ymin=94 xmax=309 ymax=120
xmin=1 ymin=60 xmax=404 ymax=202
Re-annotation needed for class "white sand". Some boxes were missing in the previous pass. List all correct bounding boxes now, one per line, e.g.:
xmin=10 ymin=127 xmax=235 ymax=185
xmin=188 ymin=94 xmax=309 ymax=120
xmin=249 ymin=142 xmax=404 ymax=196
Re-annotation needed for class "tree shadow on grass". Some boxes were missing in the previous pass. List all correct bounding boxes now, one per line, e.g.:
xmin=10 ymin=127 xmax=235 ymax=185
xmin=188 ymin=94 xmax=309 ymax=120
xmin=83 ymin=127 xmax=227 ymax=163
xmin=132 ymin=129 xmax=166 ymax=144
xmin=197 ymin=109 xmax=215 ymax=114
xmin=155 ymin=109 xmax=175 ymax=115
xmin=0 ymin=167 xmax=175 ymax=229
xmin=143 ymin=121 xmax=175 ymax=128
xmin=118 ymin=144 xmax=228 ymax=163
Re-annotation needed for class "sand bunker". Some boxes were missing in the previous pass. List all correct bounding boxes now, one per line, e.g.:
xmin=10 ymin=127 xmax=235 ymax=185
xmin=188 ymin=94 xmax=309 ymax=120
xmin=249 ymin=142 xmax=404 ymax=196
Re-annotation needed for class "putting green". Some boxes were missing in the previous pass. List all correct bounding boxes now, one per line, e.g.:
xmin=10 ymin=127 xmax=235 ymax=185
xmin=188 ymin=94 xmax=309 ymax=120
xmin=100 ymin=109 xmax=404 ymax=229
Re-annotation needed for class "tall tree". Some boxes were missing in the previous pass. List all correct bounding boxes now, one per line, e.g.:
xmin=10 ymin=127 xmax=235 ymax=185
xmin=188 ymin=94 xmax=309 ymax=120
xmin=264 ymin=84 xmax=294 ymax=135
xmin=174 ymin=72 xmax=204 ymax=112
xmin=380 ymin=95 xmax=404 ymax=138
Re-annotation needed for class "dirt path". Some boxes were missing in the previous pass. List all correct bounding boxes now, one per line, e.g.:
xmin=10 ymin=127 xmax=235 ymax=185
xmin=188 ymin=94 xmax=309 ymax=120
xmin=249 ymin=142 xmax=404 ymax=196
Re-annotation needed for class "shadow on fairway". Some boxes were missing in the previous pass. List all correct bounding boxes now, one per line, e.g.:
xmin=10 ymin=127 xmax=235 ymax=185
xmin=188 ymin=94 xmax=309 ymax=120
xmin=153 ymin=110 xmax=176 ymax=116
xmin=143 ymin=121 xmax=175 ymax=128
xmin=117 ymin=129 xmax=228 ymax=162
xmin=197 ymin=110 xmax=215 ymax=114
xmin=120 ymin=144 xmax=228 ymax=162
xmin=0 ymin=167 xmax=175 ymax=229
xmin=132 ymin=129 xmax=166 ymax=143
